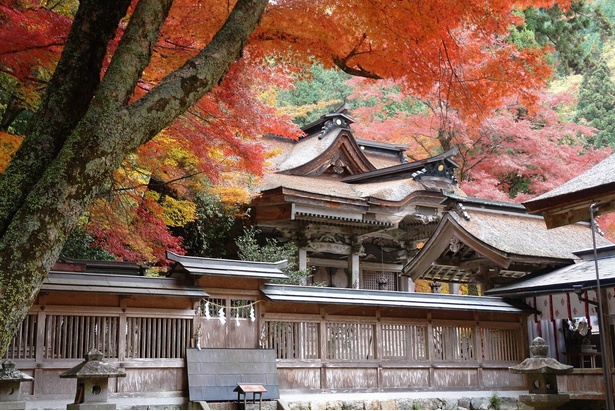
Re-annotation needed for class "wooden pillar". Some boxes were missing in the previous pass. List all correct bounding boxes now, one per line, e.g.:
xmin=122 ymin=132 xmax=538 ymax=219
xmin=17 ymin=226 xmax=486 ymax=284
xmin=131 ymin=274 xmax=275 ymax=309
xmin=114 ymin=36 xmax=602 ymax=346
xmin=118 ymin=308 xmax=127 ymax=362
xmin=474 ymin=313 xmax=483 ymax=388
xmin=319 ymin=308 xmax=327 ymax=390
xmin=600 ymin=287 xmax=614 ymax=399
xmin=349 ymin=252 xmax=360 ymax=289
xmin=298 ymin=248 xmax=307 ymax=286
xmin=426 ymin=312 xmax=434 ymax=388
xmin=34 ymin=307 xmax=46 ymax=398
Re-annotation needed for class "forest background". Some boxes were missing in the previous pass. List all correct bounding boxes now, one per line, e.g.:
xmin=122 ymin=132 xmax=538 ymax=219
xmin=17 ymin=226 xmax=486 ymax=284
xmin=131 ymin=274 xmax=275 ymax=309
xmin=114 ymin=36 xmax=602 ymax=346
xmin=2 ymin=0 xmax=615 ymax=274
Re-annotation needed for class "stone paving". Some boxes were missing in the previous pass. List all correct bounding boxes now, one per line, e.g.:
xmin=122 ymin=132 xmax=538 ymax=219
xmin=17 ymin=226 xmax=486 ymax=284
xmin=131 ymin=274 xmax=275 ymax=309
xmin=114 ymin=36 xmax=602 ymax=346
xmin=23 ymin=390 xmax=531 ymax=410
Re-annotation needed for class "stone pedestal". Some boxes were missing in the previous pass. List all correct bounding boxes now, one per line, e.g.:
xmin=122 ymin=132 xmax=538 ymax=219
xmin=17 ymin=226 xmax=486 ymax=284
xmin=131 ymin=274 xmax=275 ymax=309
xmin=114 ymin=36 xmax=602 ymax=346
xmin=518 ymin=393 xmax=571 ymax=410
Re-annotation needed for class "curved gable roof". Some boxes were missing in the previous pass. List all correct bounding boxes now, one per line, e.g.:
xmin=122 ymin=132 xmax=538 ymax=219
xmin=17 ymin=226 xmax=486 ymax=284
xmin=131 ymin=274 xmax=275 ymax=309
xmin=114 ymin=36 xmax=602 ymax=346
xmin=403 ymin=202 xmax=611 ymax=284
xmin=277 ymin=128 xmax=376 ymax=177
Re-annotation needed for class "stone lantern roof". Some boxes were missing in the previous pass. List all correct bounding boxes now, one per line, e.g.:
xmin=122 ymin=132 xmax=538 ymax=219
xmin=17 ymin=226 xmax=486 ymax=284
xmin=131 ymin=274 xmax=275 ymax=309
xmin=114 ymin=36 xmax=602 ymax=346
xmin=0 ymin=360 xmax=33 ymax=382
xmin=509 ymin=337 xmax=573 ymax=375
xmin=60 ymin=349 xmax=126 ymax=379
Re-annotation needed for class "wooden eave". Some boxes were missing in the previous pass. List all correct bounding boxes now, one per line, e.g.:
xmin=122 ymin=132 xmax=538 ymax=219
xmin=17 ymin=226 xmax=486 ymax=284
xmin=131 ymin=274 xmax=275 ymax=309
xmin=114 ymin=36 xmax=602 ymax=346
xmin=253 ymin=186 xmax=368 ymax=209
xmin=252 ymin=186 xmax=449 ymax=230
xmin=342 ymin=147 xmax=459 ymax=184
xmin=523 ymin=184 xmax=615 ymax=229
xmin=486 ymin=252 xmax=615 ymax=298
xmin=261 ymin=284 xmax=533 ymax=314
xmin=279 ymin=130 xmax=376 ymax=177
xmin=443 ymin=193 xmax=527 ymax=213
xmin=355 ymin=138 xmax=408 ymax=153
xmin=293 ymin=211 xmax=394 ymax=231
xmin=166 ymin=251 xmax=288 ymax=280
xmin=251 ymin=187 xmax=370 ymax=227
xmin=42 ymin=270 xmax=209 ymax=298
xmin=365 ymin=189 xmax=447 ymax=208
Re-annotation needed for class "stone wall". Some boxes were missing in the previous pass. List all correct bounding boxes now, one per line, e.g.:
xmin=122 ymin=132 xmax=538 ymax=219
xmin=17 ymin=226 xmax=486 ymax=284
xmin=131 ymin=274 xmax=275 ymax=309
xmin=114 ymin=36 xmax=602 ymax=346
xmin=281 ymin=396 xmax=525 ymax=410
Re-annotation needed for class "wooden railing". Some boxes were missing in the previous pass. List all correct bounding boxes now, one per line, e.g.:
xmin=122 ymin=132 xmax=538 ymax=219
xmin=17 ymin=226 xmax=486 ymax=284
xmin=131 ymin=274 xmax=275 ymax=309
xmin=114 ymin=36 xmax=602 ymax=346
xmin=261 ymin=315 xmax=527 ymax=391
xmin=261 ymin=316 xmax=523 ymax=364
xmin=5 ymin=305 xmax=528 ymax=396
xmin=4 ymin=306 xmax=195 ymax=362
xmin=4 ymin=314 xmax=37 ymax=360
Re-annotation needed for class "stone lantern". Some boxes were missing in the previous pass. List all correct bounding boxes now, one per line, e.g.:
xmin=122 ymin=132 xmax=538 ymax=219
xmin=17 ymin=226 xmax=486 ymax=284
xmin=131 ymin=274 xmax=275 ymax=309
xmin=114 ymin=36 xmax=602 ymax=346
xmin=0 ymin=360 xmax=33 ymax=410
xmin=510 ymin=337 xmax=573 ymax=409
xmin=60 ymin=348 xmax=126 ymax=410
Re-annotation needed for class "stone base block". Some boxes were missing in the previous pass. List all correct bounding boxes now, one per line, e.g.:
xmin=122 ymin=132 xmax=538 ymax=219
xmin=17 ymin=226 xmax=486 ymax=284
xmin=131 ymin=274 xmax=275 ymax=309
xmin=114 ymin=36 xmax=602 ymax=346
xmin=0 ymin=400 xmax=26 ymax=410
xmin=518 ymin=393 xmax=570 ymax=410
xmin=67 ymin=402 xmax=117 ymax=410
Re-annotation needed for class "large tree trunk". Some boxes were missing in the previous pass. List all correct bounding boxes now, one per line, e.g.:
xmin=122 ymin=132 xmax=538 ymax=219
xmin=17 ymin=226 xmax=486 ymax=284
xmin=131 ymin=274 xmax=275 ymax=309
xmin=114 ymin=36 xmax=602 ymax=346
xmin=0 ymin=0 xmax=132 ymax=234
xmin=0 ymin=0 xmax=268 ymax=356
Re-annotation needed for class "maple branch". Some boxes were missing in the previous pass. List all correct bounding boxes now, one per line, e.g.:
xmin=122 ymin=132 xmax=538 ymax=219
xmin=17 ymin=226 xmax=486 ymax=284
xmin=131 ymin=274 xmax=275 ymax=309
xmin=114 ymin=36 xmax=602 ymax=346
xmin=158 ymin=39 xmax=198 ymax=52
xmin=107 ymin=172 xmax=204 ymax=195
xmin=124 ymin=0 xmax=269 ymax=149
xmin=332 ymin=33 xmax=382 ymax=80
xmin=0 ymin=41 xmax=65 ymax=57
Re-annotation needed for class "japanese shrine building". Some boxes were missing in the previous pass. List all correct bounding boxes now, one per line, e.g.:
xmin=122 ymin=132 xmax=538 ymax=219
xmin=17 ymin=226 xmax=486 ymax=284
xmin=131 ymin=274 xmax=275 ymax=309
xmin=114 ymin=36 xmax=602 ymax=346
xmin=5 ymin=106 xmax=614 ymax=406
xmin=249 ymin=105 xmax=607 ymax=295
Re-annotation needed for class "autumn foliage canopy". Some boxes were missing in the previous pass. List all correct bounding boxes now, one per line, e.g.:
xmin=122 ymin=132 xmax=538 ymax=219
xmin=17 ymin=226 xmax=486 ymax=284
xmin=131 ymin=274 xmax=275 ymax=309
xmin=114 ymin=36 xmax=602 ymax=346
xmin=0 ymin=0 xmax=584 ymax=264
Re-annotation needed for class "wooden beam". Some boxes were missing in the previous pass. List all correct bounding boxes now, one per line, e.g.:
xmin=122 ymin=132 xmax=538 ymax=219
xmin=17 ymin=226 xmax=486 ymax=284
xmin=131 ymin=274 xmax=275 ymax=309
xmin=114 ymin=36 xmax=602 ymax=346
xmin=541 ymin=198 xmax=615 ymax=229
xmin=253 ymin=204 xmax=293 ymax=221
xmin=433 ymin=257 xmax=494 ymax=269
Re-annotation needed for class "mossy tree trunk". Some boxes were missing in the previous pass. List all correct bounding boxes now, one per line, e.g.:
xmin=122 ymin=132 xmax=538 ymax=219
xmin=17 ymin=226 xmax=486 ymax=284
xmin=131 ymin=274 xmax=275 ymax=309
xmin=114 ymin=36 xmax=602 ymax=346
xmin=0 ymin=0 xmax=268 ymax=356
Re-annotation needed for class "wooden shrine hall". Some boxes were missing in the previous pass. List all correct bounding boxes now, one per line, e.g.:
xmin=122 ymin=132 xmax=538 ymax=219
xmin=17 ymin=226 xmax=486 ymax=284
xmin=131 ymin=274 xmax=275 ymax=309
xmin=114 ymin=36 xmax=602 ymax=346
xmin=249 ymin=105 xmax=606 ymax=295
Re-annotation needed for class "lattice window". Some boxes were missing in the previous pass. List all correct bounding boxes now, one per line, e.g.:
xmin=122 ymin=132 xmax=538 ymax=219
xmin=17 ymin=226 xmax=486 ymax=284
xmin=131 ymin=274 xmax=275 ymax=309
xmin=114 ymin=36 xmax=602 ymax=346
xmin=326 ymin=322 xmax=375 ymax=360
xmin=230 ymin=299 xmax=255 ymax=320
xmin=481 ymin=327 xmax=523 ymax=362
xmin=4 ymin=314 xmax=37 ymax=360
xmin=125 ymin=316 xmax=192 ymax=359
xmin=432 ymin=325 xmax=475 ymax=361
xmin=363 ymin=270 xmax=398 ymax=291
xmin=261 ymin=321 xmax=319 ymax=360
xmin=381 ymin=323 xmax=428 ymax=360
xmin=201 ymin=298 xmax=226 ymax=318
xmin=200 ymin=298 xmax=256 ymax=321
xmin=44 ymin=315 xmax=119 ymax=359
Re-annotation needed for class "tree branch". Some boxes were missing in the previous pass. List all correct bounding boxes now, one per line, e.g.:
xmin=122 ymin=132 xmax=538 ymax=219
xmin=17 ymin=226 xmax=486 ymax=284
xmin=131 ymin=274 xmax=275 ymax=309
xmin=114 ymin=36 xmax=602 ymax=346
xmin=124 ymin=0 xmax=269 ymax=149
xmin=93 ymin=0 xmax=173 ymax=111
xmin=332 ymin=33 xmax=382 ymax=80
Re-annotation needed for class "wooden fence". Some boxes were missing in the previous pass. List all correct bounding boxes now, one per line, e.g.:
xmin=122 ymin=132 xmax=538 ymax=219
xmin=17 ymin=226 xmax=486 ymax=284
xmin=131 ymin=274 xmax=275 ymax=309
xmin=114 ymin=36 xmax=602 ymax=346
xmin=5 ymin=308 xmax=193 ymax=361
xmin=4 ymin=305 xmax=195 ymax=399
xmin=4 ymin=303 xmax=611 ymax=401
xmin=260 ymin=314 xmax=528 ymax=391
xmin=261 ymin=317 xmax=523 ymax=363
